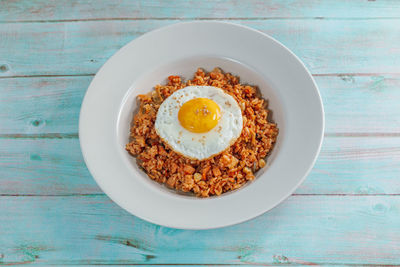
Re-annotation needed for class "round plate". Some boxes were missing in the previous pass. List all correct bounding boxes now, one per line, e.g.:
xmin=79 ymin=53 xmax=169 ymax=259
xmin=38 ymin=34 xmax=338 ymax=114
xmin=79 ymin=21 xmax=324 ymax=229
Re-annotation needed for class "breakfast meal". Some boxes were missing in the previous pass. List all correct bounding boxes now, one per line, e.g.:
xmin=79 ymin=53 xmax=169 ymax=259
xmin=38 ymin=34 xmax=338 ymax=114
xmin=126 ymin=68 xmax=278 ymax=197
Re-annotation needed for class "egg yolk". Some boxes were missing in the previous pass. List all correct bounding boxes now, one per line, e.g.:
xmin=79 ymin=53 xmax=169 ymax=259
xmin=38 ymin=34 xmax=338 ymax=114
xmin=178 ymin=98 xmax=221 ymax=133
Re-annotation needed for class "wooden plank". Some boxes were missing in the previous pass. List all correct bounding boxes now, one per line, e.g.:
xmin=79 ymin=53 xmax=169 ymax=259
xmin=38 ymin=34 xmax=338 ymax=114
xmin=319 ymin=74 xmax=400 ymax=134
xmin=1 ymin=0 xmax=400 ymax=22
xmin=0 ymin=195 xmax=399 ymax=265
xmin=1 ymin=74 xmax=400 ymax=135
xmin=0 ymin=138 xmax=98 ymax=195
xmin=0 ymin=20 xmax=400 ymax=77
xmin=302 ymin=136 xmax=400 ymax=194
xmin=0 ymin=76 xmax=89 ymax=135
xmin=0 ymin=137 xmax=399 ymax=195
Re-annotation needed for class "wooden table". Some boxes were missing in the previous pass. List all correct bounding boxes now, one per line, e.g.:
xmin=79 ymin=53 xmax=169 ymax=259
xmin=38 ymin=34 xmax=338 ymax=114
xmin=1 ymin=1 xmax=400 ymax=265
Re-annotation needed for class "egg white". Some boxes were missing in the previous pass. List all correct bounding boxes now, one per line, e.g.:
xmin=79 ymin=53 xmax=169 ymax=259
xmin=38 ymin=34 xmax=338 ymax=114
xmin=155 ymin=86 xmax=243 ymax=160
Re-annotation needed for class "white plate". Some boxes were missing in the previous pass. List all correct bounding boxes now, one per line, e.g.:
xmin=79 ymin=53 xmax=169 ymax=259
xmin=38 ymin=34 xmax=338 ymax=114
xmin=79 ymin=21 xmax=324 ymax=229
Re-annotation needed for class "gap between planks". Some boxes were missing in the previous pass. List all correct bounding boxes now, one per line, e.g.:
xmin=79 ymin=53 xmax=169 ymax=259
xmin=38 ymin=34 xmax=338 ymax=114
xmin=2 ymin=73 xmax=400 ymax=79
xmin=0 ymin=74 xmax=95 ymax=79
xmin=0 ymin=133 xmax=399 ymax=139
xmin=2 ymin=16 xmax=400 ymax=24
xmin=6 ymin=263 xmax=400 ymax=266
xmin=1 ymin=194 xmax=400 ymax=197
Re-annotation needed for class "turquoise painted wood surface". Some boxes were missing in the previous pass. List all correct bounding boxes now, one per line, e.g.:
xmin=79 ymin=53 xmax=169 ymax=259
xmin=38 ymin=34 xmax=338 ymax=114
xmin=1 ymin=19 xmax=400 ymax=77
xmin=1 ymin=138 xmax=400 ymax=195
xmin=0 ymin=1 xmax=400 ymax=266
xmin=1 ymin=196 xmax=400 ymax=265
xmin=2 ymin=0 xmax=400 ymax=21
xmin=1 ymin=75 xmax=400 ymax=135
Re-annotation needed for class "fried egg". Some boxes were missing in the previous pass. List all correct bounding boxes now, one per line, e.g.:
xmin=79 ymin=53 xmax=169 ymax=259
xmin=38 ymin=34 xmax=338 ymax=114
xmin=155 ymin=86 xmax=243 ymax=160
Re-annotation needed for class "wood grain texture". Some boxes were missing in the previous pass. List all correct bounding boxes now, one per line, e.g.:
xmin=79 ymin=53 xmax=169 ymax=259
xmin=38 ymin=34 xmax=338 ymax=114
xmin=0 ymin=195 xmax=400 ymax=265
xmin=0 ymin=76 xmax=88 ymax=135
xmin=1 ymin=75 xmax=400 ymax=135
xmin=1 ymin=1 xmax=400 ymax=266
xmin=304 ymin=136 xmax=400 ymax=194
xmin=2 ymin=0 xmax=400 ymax=22
xmin=0 ymin=19 xmax=400 ymax=77
xmin=0 ymin=137 xmax=399 ymax=195
xmin=0 ymin=139 xmax=97 ymax=195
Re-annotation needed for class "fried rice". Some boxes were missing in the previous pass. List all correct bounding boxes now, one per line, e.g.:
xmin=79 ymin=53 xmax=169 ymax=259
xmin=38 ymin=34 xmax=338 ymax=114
xmin=126 ymin=68 xmax=278 ymax=197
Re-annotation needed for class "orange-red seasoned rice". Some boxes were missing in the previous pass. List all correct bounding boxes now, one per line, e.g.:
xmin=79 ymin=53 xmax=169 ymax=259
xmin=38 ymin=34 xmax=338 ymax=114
xmin=126 ymin=68 xmax=278 ymax=197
